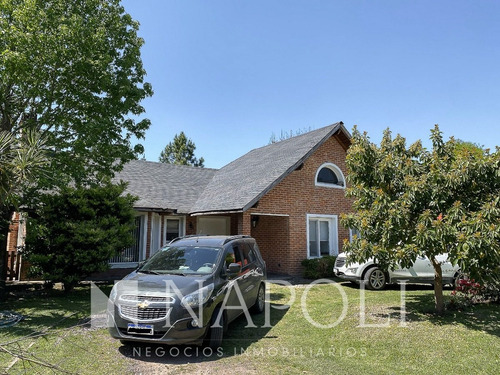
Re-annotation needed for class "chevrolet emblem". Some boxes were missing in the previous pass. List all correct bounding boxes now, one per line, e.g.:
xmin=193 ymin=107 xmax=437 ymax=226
xmin=137 ymin=301 xmax=150 ymax=309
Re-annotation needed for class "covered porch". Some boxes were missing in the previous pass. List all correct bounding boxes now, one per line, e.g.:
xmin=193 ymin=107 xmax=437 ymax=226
xmin=188 ymin=212 xmax=291 ymax=275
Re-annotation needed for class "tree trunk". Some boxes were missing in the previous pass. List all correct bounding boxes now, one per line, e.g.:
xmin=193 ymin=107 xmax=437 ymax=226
xmin=430 ymin=257 xmax=445 ymax=314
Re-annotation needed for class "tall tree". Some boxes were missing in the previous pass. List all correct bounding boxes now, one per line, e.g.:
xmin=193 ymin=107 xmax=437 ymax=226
xmin=0 ymin=0 xmax=152 ymax=291
xmin=0 ymin=0 xmax=153 ymax=189
xmin=341 ymin=125 xmax=500 ymax=314
xmin=159 ymin=131 xmax=205 ymax=167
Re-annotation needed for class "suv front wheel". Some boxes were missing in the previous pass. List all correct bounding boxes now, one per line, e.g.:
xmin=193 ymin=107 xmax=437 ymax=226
xmin=251 ymin=283 xmax=265 ymax=314
xmin=365 ymin=267 xmax=387 ymax=290
xmin=205 ymin=307 xmax=224 ymax=348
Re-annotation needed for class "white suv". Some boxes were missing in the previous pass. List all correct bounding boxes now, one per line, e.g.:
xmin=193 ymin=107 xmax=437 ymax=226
xmin=334 ymin=252 xmax=461 ymax=290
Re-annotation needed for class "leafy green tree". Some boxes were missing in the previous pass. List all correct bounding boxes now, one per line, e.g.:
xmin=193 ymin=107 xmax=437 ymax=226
xmin=0 ymin=0 xmax=153 ymax=188
xmin=454 ymin=139 xmax=486 ymax=159
xmin=25 ymin=183 xmax=137 ymax=291
xmin=341 ymin=125 xmax=500 ymax=313
xmin=159 ymin=131 xmax=205 ymax=167
xmin=0 ymin=0 xmax=152 ymax=289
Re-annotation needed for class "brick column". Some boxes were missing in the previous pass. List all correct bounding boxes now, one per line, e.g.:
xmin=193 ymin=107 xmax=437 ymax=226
xmin=7 ymin=212 xmax=19 ymax=253
xmin=241 ymin=212 xmax=251 ymax=235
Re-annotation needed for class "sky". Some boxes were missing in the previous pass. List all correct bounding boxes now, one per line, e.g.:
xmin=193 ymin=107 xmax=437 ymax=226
xmin=121 ymin=0 xmax=500 ymax=169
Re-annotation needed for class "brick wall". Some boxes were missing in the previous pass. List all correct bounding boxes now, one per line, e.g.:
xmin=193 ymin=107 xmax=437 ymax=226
xmin=250 ymin=215 xmax=289 ymax=274
xmin=7 ymin=212 xmax=20 ymax=253
xmin=247 ymin=134 xmax=353 ymax=275
xmin=6 ymin=213 xmax=23 ymax=280
xmin=229 ymin=213 xmax=240 ymax=235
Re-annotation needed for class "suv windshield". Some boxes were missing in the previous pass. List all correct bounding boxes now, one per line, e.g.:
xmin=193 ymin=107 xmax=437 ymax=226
xmin=138 ymin=245 xmax=222 ymax=275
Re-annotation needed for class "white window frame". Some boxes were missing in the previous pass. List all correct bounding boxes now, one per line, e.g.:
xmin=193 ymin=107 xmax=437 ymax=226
xmin=315 ymin=163 xmax=345 ymax=189
xmin=150 ymin=213 xmax=162 ymax=257
xmin=163 ymin=216 xmax=186 ymax=244
xmin=349 ymin=228 xmax=361 ymax=242
xmin=306 ymin=214 xmax=339 ymax=259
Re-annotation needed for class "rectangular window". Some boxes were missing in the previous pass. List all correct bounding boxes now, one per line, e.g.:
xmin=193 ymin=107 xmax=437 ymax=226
xmin=319 ymin=221 xmax=330 ymax=255
xmin=307 ymin=214 xmax=338 ymax=258
xmin=308 ymin=220 xmax=319 ymax=257
xmin=166 ymin=219 xmax=180 ymax=241
xmin=242 ymin=243 xmax=256 ymax=264
xmin=349 ymin=228 xmax=361 ymax=242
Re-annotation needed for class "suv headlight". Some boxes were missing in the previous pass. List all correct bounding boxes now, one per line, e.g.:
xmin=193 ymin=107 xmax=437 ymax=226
xmin=181 ymin=283 xmax=214 ymax=308
xmin=346 ymin=267 xmax=358 ymax=274
xmin=109 ymin=284 xmax=118 ymax=303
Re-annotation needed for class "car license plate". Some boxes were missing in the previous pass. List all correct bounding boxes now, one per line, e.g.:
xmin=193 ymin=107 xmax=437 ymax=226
xmin=127 ymin=323 xmax=154 ymax=335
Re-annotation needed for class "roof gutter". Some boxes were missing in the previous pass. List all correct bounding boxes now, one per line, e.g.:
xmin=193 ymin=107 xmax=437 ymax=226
xmin=190 ymin=209 xmax=244 ymax=216
xmin=134 ymin=207 xmax=178 ymax=214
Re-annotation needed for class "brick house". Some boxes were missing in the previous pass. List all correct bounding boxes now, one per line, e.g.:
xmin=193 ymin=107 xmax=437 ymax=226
xmin=6 ymin=122 xmax=352 ymax=279
xmin=110 ymin=122 xmax=352 ymax=276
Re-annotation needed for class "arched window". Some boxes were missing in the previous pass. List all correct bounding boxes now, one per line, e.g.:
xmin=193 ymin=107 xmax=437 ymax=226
xmin=315 ymin=163 xmax=345 ymax=189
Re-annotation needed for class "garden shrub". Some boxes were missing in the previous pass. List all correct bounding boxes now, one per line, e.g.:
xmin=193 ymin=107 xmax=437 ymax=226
xmin=301 ymin=256 xmax=337 ymax=279
xmin=25 ymin=182 xmax=137 ymax=291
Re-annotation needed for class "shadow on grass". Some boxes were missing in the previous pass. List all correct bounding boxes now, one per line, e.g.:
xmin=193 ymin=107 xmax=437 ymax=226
xmin=340 ymin=281 xmax=500 ymax=338
xmin=403 ymin=294 xmax=500 ymax=338
xmin=1 ymin=283 xmax=110 ymax=342
xmin=118 ymin=303 xmax=289 ymax=365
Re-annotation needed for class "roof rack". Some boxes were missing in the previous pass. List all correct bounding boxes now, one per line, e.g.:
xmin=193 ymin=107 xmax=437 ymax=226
xmin=222 ymin=235 xmax=252 ymax=245
xmin=169 ymin=234 xmax=209 ymax=244
xmin=168 ymin=234 xmax=252 ymax=246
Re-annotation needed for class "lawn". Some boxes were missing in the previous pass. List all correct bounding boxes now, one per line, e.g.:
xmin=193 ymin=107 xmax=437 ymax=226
xmin=0 ymin=284 xmax=127 ymax=375
xmin=1 ymin=281 xmax=499 ymax=374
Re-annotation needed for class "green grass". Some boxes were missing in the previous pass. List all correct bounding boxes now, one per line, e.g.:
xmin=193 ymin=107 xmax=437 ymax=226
xmin=0 ymin=284 xmax=128 ymax=375
xmin=1 ymin=281 xmax=499 ymax=374
xmin=218 ymin=282 xmax=500 ymax=375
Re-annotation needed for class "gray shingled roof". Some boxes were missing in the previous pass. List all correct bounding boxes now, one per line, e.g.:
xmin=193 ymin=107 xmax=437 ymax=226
xmin=190 ymin=122 xmax=346 ymax=214
xmin=113 ymin=160 xmax=217 ymax=213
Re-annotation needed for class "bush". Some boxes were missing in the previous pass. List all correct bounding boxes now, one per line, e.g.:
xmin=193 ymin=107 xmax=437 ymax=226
xmin=301 ymin=256 xmax=337 ymax=279
xmin=448 ymin=277 xmax=500 ymax=310
xmin=25 ymin=182 xmax=137 ymax=291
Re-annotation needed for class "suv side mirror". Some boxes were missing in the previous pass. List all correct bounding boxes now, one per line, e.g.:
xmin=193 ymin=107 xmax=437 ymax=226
xmin=227 ymin=263 xmax=241 ymax=276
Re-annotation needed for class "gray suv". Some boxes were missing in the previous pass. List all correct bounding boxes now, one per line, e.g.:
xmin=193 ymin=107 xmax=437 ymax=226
xmin=107 ymin=235 xmax=266 ymax=347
